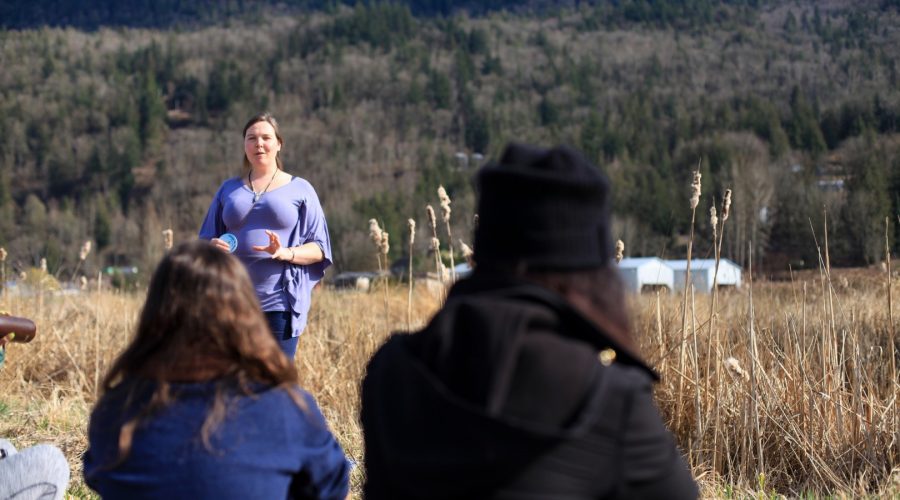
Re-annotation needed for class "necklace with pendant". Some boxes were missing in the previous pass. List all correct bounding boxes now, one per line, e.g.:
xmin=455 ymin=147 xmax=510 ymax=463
xmin=249 ymin=169 xmax=278 ymax=204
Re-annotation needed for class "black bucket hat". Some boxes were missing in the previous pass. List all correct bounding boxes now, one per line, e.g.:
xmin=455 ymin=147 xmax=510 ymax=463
xmin=473 ymin=143 xmax=613 ymax=271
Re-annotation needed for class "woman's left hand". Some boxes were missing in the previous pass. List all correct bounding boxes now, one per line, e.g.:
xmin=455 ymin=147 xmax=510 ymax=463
xmin=253 ymin=230 xmax=292 ymax=261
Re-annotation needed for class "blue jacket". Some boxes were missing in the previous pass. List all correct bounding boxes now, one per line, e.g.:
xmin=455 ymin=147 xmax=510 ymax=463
xmin=84 ymin=381 xmax=349 ymax=499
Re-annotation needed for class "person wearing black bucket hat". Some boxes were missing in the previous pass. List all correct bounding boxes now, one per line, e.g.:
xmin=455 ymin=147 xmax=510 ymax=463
xmin=474 ymin=143 xmax=614 ymax=270
xmin=360 ymin=143 xmax=698 ymax=499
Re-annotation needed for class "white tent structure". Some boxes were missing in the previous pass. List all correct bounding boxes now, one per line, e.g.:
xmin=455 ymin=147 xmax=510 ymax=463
xmin=453 ymin=262 xmax=473 ymax=280
xmin=668 ymin=259 xmax=742 ymax=293
xmin=617 ymin=257 xmax=675 ymax=294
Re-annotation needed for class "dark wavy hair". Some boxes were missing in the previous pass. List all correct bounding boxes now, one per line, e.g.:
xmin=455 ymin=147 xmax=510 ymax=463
xmin=242 ymin=112 xmax=284 ymax=171
xmin=97 ymin=240 xmax=303 ymax=466
xmin=522 ymin=265 xmax=635 ymax=355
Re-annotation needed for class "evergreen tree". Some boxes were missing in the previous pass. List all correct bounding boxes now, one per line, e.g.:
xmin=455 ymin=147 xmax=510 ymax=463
xmin=842 ymin=131 xmax=891 ymax=263
xmin=138 ymin=69 xmax=167 ymax=150
xmin=426 ymin=70 xmax=452 ymax=110
xmin=0 ymin=170 xmax=14 ymax=244
xmin=580 ymin=111 xmax=605 ymax=165
xmin=786 ymin=87 xmax=827 ymax=155
xmin=94 ymin=196 xmax=112 ymax=251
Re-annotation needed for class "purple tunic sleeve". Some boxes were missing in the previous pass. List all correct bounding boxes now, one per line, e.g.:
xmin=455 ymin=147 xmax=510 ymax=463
xmin=299 ymin=183 xmax=332 ymax=279
xmin=198 ymin=183 xmax=226 ymax=240
xmin=284 ymin=179 xmax=332 ymax=337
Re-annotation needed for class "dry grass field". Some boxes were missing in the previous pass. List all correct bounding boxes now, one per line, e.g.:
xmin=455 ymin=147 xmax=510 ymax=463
xmin=1 ymin=268 xmax=898 ymax=498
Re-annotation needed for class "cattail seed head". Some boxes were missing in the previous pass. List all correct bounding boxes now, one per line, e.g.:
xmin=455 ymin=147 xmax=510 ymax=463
xmin=615 ymin=240 xmax=625 ymax=264
xmin=407 ymin=219 xmax=416 ymax=245
xmin=426 ymin=205 xmax=437 ymax=231
xmin=438 ymin=186 xmax=452 ymax=223
xmin=79 ymin=276 xmax=88 ymax=290
xmin=710 ymin=205 xmax=718 ymax=237
xmin=368 ymin=219 xmax=384 ymax=248
xmin=724 ymin=356 xmax=749 ymax=381
xmin=459 ymin=239 xmax=474 ymax=260
xmin=689 ymin=170 xmax=702 ymax=210
xmin=0 ymin=248 xmax=6 ymax=262
xmin=40 ymin=258 xmax=47 ymax=273
xmin=162 ymin=229 xmax=174 ymax=250
xmin=431 ymin=237 xmax=441 ymax=251
xmin=380 ymin=232 xmax=390 ymax=256
xmin=79 ymin=240 xmax=92 ymax=261
xmin=369 ymin=219 xmax=390 ymax=257
xmin=722 ymin=189 xmax=732 ymax=222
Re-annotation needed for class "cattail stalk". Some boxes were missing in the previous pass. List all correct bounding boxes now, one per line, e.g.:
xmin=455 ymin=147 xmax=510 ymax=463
xmin=0 ymin=247 xmax=6 ymax=298
xmin=889 ymin=217 xmax=898 ymax=437
xmin=71 ymin=240 xmax=92 ymax=282
xmin=162 ymin=229 xmax=174 ymax=251
xmin=808 ymin=216 xmax=831 ymax=445
xmin=887 ymin=217 xmax=897 ymax=398
xmin=426 ymin=205 xmax=444 ymax=284
xmin=368 ymin=219 xmax=390 ymax=321
xmin=709 ymin=189 xmax=731 ymax=474
xmin=459 ymin=240 xmax=474 ymax=268
xmin=704 ymin=203 xmax=718 ymax=374
xmin=747 ymin=243 xmax=764 ymax=478
xmin=438 ymin=186 xmax=456 ymax=282
xmin=823 ymin=209 xmax=842 ymax=439
xmin=690 ymin=283 xmax=702 ymax=464
xmin=677 ymin=165 xmax=701 ymax=437
xmin=407 ymin=219 xmax=415 ymax=331
xmin=381 ymin=231 xmax=390 ymax=320
xmin=704 ymin=203 xmax=718 ymax=381
xmin=656 ymin=290 xmax=665 ymax=373
xmin=368 ymin=219 xmax=386 ymax=273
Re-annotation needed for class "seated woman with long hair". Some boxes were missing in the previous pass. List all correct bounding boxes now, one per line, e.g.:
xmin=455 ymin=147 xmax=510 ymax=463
xmin=83 ymin=240 xmax=349 ymax=499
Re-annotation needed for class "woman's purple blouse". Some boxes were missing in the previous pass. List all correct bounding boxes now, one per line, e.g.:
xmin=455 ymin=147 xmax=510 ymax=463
xmin=199 ymin=176 xmax=332 ymax=338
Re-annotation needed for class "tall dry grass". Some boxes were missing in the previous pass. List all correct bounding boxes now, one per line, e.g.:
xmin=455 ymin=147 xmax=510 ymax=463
xmin=638 ymin=271 xmax=900 ymax=497
xmin=0 ymin=272 xmax=898 ymax=498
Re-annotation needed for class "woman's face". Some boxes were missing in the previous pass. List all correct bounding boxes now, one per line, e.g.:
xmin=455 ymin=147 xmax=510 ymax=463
xmin=244 ymin=120 xmax=282 ymax=169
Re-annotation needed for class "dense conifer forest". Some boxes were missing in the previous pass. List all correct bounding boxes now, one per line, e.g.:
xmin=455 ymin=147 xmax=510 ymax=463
xmin=1 ymin=0 xmax=899 ymax=284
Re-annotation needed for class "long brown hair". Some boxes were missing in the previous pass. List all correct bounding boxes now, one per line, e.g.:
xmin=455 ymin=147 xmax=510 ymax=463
xmin=242 ymin=112 xmax=284 ymax=171
xmin=97 ymin=240 xmax=302 ymax=465
xmin=523 ymin=264 xmax=636 ymax=356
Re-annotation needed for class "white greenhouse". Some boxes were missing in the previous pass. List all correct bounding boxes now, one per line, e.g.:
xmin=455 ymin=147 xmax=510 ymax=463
xmin=617 ymin=257 xmax=675 ymax=294
xmin=668 ymin=259 xmax=742 ymax=293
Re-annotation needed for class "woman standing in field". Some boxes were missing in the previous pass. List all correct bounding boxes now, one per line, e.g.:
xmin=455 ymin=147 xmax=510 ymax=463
xmin=200 ymin=112 xmax=332 ymax=359
xmin=83 ymin=240 xmax=350 ymax=499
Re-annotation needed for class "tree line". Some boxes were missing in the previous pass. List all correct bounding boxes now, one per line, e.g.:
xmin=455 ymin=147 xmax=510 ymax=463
xmin=1 ymin=1 xmax=767 ymax=30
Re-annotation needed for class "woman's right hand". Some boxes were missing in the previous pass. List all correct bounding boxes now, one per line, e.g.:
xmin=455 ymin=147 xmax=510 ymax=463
xmin=209 ymin=238 xmax=232 ymax=253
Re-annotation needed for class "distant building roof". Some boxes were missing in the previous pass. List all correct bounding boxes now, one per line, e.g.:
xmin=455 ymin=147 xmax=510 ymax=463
xmin=618 ymin=257 xmax=666 ymax=267
xmin=667 ymin=259 xmax=740 ymax=270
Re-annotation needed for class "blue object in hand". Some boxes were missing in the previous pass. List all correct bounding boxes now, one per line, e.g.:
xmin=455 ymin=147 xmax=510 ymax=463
xmin=220 ymin=233 xmax=238 ymax=253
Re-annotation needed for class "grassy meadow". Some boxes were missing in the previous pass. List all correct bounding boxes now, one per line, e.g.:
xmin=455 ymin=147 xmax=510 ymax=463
xmin=0 ymin=268 xmax=898 ymax=498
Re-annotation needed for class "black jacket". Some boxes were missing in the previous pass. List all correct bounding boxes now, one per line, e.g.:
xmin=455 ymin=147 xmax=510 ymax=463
xmin=361 ymin=275 xmax=698 ymax=499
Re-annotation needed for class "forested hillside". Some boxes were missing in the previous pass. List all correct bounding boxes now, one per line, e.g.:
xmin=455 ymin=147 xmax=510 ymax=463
xmin=1 ymin=0 xmax=764 ymax=29
xmin=1 ymin=0 xmax=899 ymax=284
